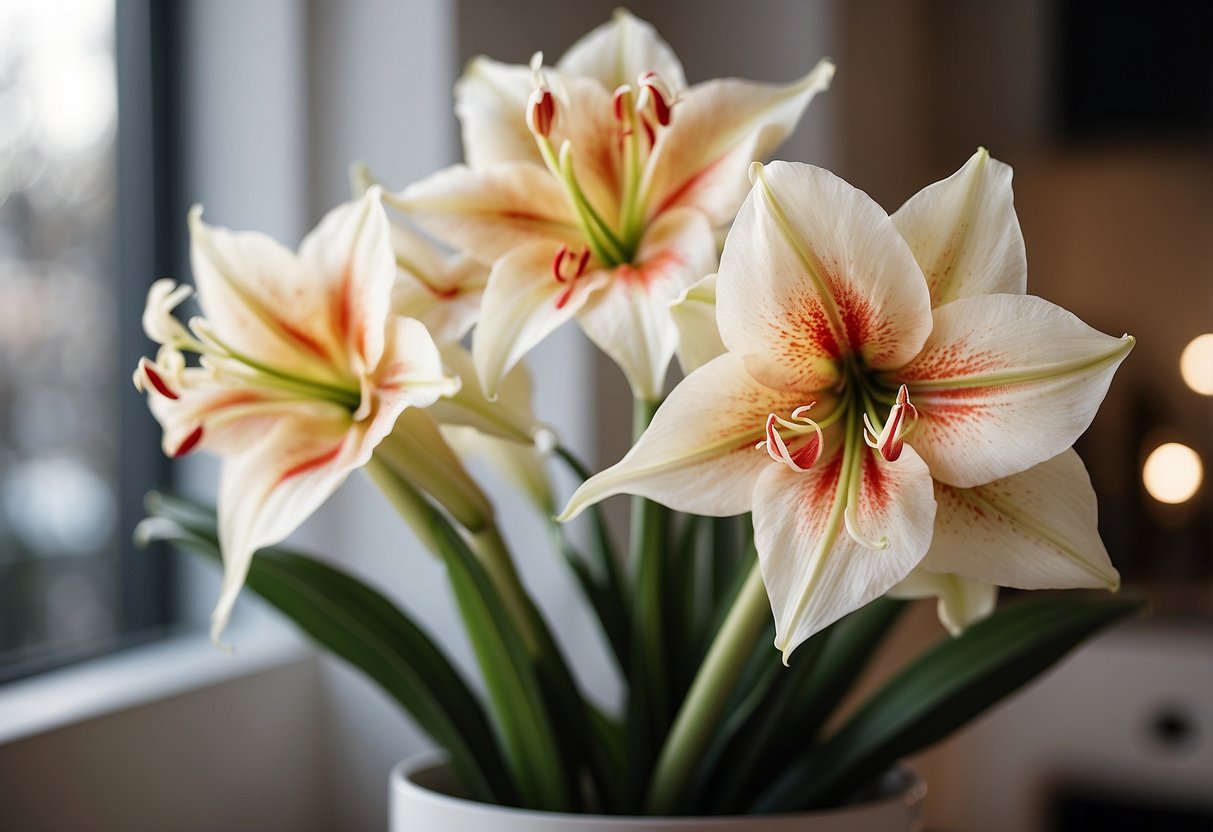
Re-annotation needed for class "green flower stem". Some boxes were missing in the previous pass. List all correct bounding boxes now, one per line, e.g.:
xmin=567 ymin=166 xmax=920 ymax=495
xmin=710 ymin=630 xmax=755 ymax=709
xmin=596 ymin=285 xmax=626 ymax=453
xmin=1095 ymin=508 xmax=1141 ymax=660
xmin=367 ymin=451 xmax=538 ymax=654
xmin=646 ymin=561 xmax=771 ymax=814
xmin=626 ymin=396 xmax=669 ymax=804
xmin=470 ymin=523 xmax=542 ymax=655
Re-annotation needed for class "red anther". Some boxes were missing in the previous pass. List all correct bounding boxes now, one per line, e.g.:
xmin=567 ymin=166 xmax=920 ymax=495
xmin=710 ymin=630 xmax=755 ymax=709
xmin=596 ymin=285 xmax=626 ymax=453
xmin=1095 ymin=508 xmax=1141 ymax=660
xmin=551 ymin=244 xmax=571 ymax=283
xmin=141 ymin=360 xmax=179 ymax=400
xmin=527 ymin=87 xmax=555 ymax=137
xmin=173 ymin=425 xmax=204 ymax=457
xmin=639 ymin=71 xmax=674 ymax=127
xmin=574 ymin=246 xmax=590 ymax=278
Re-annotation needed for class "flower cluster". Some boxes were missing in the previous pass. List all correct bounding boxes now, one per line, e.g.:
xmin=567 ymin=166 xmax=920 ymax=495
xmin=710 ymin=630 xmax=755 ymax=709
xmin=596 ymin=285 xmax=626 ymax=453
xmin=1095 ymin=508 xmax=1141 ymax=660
xmin=134 ymin=9 xmax=1131 ymax=673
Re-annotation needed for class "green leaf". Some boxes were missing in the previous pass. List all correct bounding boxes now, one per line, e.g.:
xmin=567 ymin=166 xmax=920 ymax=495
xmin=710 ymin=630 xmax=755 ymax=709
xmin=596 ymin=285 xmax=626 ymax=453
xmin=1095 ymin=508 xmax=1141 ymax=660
xmin=692 ymin=598 xmax=906 ymax=813
xmin=137 ymin=506 xmax=517 ymax=806
xmin=427 ymin=512 xmax=573 ymax=811
xmin=753 ymin=594 xmax=1144 ymax=812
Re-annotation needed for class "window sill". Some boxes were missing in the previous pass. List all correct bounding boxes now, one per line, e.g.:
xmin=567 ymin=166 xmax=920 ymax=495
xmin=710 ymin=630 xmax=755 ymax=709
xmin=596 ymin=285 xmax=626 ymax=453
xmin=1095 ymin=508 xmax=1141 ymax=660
xmin=0 ymin=616 xmax=312 ymax=745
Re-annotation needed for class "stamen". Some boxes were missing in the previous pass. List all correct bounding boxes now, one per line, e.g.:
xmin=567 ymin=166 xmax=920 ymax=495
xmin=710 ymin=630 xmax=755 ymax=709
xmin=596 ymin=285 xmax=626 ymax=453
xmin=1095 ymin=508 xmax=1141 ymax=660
xmin=756 ymin=404 xmax=823 ymax=472
xmin=844 ymin=505 xmax=889 ymax=550
xmin=637 ymin=70 xmax=676 ymax=127
xmin=137 ymin=358 xmax=179 ymax=400
xmin=527 ymin=87 xmax=555 ymax=137
xmin=864 ymin=384 xmax=918 ymax=462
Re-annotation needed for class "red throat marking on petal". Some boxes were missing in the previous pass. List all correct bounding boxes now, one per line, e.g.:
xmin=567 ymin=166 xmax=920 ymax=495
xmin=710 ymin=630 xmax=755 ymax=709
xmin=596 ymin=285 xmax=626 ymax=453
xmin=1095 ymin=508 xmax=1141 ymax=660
xmin=277 ymin=442 xmax=346 ymax=484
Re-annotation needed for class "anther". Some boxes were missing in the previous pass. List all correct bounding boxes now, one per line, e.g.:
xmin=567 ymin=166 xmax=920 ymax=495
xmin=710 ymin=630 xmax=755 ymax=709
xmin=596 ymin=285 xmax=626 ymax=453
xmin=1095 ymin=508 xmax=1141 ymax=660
xmin=637 ymin=71 xmax=676 ymax=127
xmin=756 ymin=404 xmax=823 ymax=472
xmin=138 ymin=358 xmax=179 ymax=400
xmin=864 ymin=384 xmax=918 ymax=462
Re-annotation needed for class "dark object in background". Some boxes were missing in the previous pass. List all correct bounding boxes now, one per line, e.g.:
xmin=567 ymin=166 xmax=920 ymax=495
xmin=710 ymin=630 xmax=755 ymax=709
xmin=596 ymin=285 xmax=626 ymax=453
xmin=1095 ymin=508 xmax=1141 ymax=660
xmin=1057 ymin=0 xmax=1213 ymax=140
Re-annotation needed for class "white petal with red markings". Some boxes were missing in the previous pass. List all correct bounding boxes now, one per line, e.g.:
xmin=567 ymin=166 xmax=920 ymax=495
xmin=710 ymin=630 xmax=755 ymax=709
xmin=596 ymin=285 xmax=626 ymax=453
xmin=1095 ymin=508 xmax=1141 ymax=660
xmin=895 ymin=293 xmax=1134 ymax=487
xmin=718 ymin=161 xmax=932 ymax=393
xmin=754 ymin=443 xmax=935 ymax=661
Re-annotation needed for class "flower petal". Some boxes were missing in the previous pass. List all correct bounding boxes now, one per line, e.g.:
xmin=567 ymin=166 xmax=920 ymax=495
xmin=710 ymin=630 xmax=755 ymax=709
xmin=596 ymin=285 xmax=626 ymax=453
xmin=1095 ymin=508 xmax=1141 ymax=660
xmin=559 ymin=353 xmax=830 ymax=521
xmin=472 ymin=240 xmax=609 ymax=399
xmin=670 ymin=273 xmax=726 ymax=374
xmin=428 ymin=344 xmax=545 ymax=445
xmin=396 ymin=161 xmax=584 ymax=264
xmin=922 ymin=449 xmax=1119 ymax=590
xmin=888 ymin=569 xmax=998 ymax=636
xmin=556 ymin=8 xmax=687 ymax=92
xmin=455 ymin=56 xmax=544 ymax=171
xmin=188 ymin=206 xmax=347 ymax=385
xmin=641 ymin=59 xmax=834 ymax=230
xmin=891 ymin=148 xmax=1026 ymax=307
xmin=718 ymin=161 xmax=932 ymax=393
xmin=373 ymin=315 xmax=461 ymax=408
xmin=211 ymin=414 xmax=361 ymax=644
xmin=894 ymin=294 xmax=1134 ymax=487
xmin=754 ymin=443 xmax=936 ymax=661
xmin=298 ymin=189 xmax=397 ymax=370
xmin=390 ymin=221 xmax=488 ymax=345
xmin=576 ymin=207 xmax=716 ymax=399
xmin=137 ymin=360 xmax=343 ymax=459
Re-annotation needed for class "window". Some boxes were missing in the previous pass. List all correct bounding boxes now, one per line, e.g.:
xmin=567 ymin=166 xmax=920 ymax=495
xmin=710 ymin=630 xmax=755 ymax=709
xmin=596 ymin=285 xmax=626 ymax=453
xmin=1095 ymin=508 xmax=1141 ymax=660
xmin=0 ymin=0 xmax=179 ymax=681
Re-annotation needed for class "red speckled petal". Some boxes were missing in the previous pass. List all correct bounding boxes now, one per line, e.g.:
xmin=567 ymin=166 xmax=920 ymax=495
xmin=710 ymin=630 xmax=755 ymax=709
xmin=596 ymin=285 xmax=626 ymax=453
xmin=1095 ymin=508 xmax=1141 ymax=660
xmin=754 ymin=442 xmax=935 ymax=662
xmin=894 ymin=294 xmax=1134 ymax=487
xmin=718 ymin=162 xmax=932 ymax=394
xmin=922 ymin=448 xmax=1119 ymax=590
xmin=559 ymin=353 xmax=834 ymax=520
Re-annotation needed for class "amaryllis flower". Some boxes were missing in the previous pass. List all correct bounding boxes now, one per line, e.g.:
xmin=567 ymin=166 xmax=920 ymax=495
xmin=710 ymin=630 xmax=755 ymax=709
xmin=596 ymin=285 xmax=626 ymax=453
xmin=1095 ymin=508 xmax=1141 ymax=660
xmin=133 ymin=190 xmax=458 ymax=643
xmin=388 ymin=9 xmax=833 ymax=400
xmin=561 ymin=157 xmax=1133 ymax=660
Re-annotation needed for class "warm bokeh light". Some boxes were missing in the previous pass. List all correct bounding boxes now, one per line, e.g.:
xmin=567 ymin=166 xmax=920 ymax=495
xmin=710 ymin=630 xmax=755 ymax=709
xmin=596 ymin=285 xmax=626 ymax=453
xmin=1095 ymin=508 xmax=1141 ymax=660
xmin=1180 ymin=333 xmax=1213 ymax=395
xmin=1142 ymin=442 xmax=1203 ymax=504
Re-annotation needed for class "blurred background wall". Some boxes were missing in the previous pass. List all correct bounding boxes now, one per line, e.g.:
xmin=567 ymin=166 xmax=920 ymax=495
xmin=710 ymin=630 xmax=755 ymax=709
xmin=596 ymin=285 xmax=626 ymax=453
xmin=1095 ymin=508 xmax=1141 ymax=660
xmin=0 ymin=1 xmax=1208 ymax=830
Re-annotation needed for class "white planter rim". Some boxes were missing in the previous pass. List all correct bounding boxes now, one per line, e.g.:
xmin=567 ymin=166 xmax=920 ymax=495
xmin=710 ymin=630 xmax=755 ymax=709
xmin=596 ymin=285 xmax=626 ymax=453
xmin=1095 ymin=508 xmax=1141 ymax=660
xmin=391 ymin=752 xmax=926 ymax=827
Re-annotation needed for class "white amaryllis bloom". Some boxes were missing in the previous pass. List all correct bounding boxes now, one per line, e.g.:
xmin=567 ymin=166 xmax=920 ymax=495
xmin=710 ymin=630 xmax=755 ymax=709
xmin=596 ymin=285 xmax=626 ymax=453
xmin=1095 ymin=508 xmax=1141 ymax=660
xmin=562 ymin=157 xmax=1133 ymax=660
xmin=133 ymin=190 xmax=458 ymax=644
xmin=390 ymin=9 xmax=833 ymax=401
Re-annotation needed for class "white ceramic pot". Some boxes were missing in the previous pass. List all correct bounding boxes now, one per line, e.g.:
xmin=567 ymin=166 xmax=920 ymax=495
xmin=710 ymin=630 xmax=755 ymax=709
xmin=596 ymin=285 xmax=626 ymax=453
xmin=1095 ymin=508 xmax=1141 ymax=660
xmin=390 ymin=755 xmax=925 ymax=831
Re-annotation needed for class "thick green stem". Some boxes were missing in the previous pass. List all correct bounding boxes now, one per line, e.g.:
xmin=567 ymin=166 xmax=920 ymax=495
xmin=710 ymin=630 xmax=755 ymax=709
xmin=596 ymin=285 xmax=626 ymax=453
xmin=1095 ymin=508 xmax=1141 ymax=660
xmin=626 ymin=396 xmax=668 ymax=805
xmin=470 ymin=524 xmax=541 ymax=655
xmin=646 ymin=562 xmax=771 ymax=814
xmin=367 ymin=453 xmax=538 ymax=653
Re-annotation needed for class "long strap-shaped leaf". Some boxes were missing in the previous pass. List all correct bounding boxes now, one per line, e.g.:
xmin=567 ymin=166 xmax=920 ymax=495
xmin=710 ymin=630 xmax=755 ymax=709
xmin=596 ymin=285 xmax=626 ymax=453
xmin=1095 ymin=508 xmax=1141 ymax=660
xmin=693 ymin=598 xmax=907 ymax=813
xmin=136 ymin=510 xmax=517 ymax=806
xmin=425 ymin=509 xmax=573 ymax=811
xmin=752 ymin=594 xmax=1143 ymax=812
